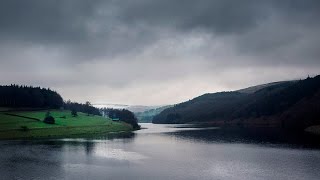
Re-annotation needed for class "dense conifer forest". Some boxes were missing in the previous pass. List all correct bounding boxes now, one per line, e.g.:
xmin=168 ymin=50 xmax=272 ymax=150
xmin=0 ymin=85 xmax=63 ymax=108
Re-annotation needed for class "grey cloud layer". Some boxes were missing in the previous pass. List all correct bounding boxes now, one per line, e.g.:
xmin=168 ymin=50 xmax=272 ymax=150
xmin=1 ymin=0 xmax=319 ymax=56
xmin=1 ymin=0 xmax=320 ymax=56
xmin=0 ymin=0 xmax=319 ymax=104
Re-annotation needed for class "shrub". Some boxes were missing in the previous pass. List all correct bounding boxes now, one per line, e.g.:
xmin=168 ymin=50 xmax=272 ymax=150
xmin=71 ymin=109 xmax=78 ymax=117
xmin=45 ymin=111 xmax=51 ymax=118
xmin=44 ymin=116 xmax=55 ymax=124
xmin=20 ymin=126 xmax=29 ymax=132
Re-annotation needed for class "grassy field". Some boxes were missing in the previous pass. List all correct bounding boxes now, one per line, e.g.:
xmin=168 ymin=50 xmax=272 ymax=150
xmin=0 ymin=110 xmax=133 ymax=139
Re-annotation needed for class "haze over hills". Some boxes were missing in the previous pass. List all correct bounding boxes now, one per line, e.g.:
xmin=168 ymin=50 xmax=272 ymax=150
xmin=93 ymin=103 xmax=161 ymax=113
xmin=94 ymin=80 xmax=309 ymax=124
xmin=93 ymin=103 xmax=168 ymax=123
xmin=153 ymin=75 xmax=320 ymax=131
xmin=93 ymin=104 xmax=130 ymax=110
xmin=135 ymin=105 xmax=173 ymax=123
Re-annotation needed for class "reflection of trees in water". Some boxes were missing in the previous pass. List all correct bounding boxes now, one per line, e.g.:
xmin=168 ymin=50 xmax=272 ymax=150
xmin=0 ymin=132 xmax=136 ymax=179
xmin=166 ymin=128 xmax=320 ymax=149
xmin=59 ymin=132 xmax=136 ymax=155
xmin=102 ymin=132 xmax=136 ymax=141
xmin=16 ymin=132 xmax=136 ymax=156
xmin=0 ymin=141 xmax=65 ymax=179
xmin=85 ymin=141 xmax=94 ymax=154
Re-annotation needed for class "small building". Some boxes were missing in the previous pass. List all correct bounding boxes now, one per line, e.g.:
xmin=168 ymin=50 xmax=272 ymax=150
xmin=112 ymin=118 xmax=120 ymax=121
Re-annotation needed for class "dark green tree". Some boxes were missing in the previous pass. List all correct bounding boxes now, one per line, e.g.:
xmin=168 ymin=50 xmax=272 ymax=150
xmin=71 ymin=109 xmax=78 ymax=117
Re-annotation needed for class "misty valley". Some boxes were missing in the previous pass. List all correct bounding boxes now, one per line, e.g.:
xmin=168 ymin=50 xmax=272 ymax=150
xmin=1 ymin=76 xmax=320 ymax=179
xmin=1 ymin=0 xmax=320 ymax=179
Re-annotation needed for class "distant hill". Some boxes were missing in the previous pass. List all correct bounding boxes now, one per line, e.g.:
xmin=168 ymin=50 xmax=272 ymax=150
xmin=94 ymin=103 xmax=170 ymax=123
xmin=93 ymin=104 xmax=159 ymax=113
xmin=93 ymin=103 xmax=130 ymax=110
xmin=126 ymin=105 xmax=161 ymax=113
xmin=153 ymin=76 xmax=320 ymax=131
xmin=135 ymin=105 xmax=172 ymax=123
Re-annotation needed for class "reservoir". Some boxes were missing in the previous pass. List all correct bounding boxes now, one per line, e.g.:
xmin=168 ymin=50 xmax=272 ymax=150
xmin=1 ymin=123 xmax=320 ymax=180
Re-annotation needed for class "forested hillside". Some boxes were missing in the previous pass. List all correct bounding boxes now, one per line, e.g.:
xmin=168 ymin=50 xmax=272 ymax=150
xmin=153 ymin=76 xmax=320 ymax=130
xmin=153 ymin=92 xmax=246 ymax=124
xmin=0 ymin=85 xmax=63 ymax=108
xmin=0 ymin=85 xmax=102 ymax=115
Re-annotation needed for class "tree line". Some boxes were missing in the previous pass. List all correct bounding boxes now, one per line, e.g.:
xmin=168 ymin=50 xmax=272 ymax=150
xmin=64 ymin=100 xmax=101 ymax=116
xmin=0 ymin=84 xmax=139 ymax=129
xmin=0 ymin=85 xmax=63 ymax=108
xmin=0 ymin=85 xmax=100 ymax=115
xmin=100 ymin=108 xmax=140 ymax=129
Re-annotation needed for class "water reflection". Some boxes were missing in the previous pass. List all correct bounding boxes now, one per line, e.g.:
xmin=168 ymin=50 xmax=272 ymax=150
xmin=1 ymin=123 xmax=320 ymax=180
xmin=165 ymin=127 xmax=320 ymax=149
xmin=0 ymin=141 xmax=65 ymax=179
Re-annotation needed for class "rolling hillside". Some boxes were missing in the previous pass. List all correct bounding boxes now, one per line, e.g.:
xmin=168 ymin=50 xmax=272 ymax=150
xmin=153 ymin=76 xmax=320 ymax=131
xmin=0 ymin=110 xmax=133 ymax=139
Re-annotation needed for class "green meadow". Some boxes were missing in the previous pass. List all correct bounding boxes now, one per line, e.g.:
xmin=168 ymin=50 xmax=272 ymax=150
xmin=0 ymin=110 xmax=133 ymax=139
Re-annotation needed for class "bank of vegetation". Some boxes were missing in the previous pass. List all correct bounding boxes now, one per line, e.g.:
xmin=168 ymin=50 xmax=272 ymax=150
xmin=100 ymin=108 xmax=140 ymax=129
xmin=0 ymin=85 xmax=139 ymax=139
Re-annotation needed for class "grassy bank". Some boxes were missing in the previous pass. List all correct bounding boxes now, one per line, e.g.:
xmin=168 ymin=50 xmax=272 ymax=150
xmin=0 ymin=110 xmax=133 ymax=139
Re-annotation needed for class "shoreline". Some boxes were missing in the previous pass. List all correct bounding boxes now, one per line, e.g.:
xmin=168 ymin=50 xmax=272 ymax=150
xmin=0 ymin=124 xmax=133 ymax=140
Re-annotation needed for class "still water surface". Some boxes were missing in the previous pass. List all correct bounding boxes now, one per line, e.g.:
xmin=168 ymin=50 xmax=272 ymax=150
xmin=1 ymin=123 xmax=320 ymax=180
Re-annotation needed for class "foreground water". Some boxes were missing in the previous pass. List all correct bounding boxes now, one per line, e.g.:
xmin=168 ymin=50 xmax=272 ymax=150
xmin=1 ymin=124 xmax=320 ymax=180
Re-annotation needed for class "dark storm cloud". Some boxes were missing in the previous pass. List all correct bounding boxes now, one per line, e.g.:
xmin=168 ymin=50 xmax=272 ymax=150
xmin=116 ymin=0 xmax=320 ymax=66
xmin=116 ymin=0 xmax=320 ymax=34
xmin=116 ymin=0 xmax=269 ymax=34
xmin=0 ymin=0 xmax=319 ymax=104
xmin=0 ymin=0 xmax=158 ymax=60
xmin=1 ymin=0 xmax=319 ymax=60
xmin=0 ymin=0 xmax=99 ymax=43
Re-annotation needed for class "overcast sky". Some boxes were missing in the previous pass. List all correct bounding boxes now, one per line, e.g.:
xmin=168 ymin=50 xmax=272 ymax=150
xmin=0 ymin=0 xmax=320 ymax=105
